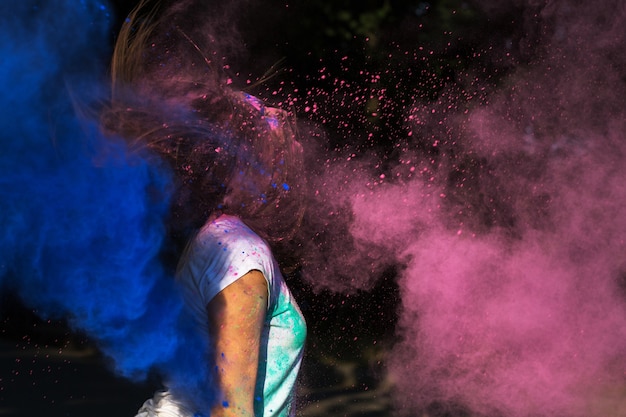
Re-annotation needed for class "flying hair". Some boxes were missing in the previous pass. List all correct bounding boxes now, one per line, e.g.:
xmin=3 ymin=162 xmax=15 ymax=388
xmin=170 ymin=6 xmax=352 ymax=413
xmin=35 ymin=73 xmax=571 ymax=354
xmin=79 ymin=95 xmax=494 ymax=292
xmin=102 ymin=0 xmax=307 ymax=265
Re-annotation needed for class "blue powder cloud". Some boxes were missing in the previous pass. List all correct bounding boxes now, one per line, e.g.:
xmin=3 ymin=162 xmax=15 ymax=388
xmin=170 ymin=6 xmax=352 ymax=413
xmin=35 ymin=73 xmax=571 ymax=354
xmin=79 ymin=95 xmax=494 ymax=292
xmin=0 ymin=0 xmax=213 ymax=413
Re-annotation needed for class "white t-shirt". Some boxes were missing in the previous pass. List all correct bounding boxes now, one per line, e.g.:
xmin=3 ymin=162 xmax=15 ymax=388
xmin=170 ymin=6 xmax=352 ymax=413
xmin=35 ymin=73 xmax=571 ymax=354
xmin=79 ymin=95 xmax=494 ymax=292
xmin=136 ymin=215 xmax=306 ymax=417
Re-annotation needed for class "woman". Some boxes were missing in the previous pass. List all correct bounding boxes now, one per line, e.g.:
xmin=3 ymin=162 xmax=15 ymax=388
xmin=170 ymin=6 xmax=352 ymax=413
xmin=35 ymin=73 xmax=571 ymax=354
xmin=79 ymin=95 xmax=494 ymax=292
xmin=102 ymin=1 xmax=307 ymax=416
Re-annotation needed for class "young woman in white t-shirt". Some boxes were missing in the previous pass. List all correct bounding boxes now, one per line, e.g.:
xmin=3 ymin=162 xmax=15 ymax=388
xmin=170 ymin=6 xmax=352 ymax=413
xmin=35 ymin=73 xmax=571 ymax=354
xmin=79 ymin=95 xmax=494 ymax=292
xmin=102 ymin=2 xmax=307 ymax=415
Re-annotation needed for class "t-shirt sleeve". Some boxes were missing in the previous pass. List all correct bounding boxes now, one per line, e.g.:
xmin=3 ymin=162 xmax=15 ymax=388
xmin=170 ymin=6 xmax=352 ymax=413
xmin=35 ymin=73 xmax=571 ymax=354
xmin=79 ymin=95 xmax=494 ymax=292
xmin=179 ymin=218 xmax=274 ymax=309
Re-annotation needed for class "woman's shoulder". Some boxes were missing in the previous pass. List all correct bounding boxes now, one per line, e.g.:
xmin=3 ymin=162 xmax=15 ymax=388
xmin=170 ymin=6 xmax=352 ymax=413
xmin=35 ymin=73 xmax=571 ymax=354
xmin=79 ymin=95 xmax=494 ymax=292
xmin=177 ymin=215 xmax=276 ymax=300
xmin=195 ymin=215 xmax=270 ymax=255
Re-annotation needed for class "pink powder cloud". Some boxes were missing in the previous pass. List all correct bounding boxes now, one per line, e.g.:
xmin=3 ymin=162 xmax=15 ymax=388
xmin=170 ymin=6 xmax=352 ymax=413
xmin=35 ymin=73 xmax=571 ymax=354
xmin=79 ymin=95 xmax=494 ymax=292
xmin=340 ymin=1 xmax=626 ymax=415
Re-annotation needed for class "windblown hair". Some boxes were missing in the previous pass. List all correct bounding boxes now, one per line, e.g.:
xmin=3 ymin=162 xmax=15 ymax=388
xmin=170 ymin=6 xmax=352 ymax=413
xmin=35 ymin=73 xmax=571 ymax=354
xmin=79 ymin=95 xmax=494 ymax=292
xmin=101 ymin=0 xmax=306 ymax=261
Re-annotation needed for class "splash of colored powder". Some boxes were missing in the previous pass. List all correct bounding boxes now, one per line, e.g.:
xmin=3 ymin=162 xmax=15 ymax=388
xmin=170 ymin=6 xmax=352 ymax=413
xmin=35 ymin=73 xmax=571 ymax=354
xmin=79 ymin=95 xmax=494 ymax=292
xmin=281 ymin=0 xmax=626 ymax=416
xmin=0 ymin=0 xmax=214 ymax=413
xmin=342 ymin=1 xmax=626 ymax=416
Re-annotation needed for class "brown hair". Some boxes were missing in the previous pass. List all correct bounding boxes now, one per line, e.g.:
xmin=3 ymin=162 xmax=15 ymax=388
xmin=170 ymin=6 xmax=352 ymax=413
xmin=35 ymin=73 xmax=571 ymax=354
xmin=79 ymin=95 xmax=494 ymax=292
xmin=101 ymin=0 xmax=305 ymax=260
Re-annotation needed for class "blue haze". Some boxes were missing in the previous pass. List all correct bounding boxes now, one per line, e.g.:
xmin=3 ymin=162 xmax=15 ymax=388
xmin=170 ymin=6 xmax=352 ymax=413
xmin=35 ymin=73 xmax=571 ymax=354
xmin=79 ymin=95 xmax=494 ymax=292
xmin=0 ymin=0 xmax=213 ymax=413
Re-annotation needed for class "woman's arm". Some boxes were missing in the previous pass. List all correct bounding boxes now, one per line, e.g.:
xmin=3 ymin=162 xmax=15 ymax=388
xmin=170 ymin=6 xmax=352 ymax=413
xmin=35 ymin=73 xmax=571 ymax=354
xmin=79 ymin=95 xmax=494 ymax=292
xmin=207 ymin=270 xmax=268 ymax=417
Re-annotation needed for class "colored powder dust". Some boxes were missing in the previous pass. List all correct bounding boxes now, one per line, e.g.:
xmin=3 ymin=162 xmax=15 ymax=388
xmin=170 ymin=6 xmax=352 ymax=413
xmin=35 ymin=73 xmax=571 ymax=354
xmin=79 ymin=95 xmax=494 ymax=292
xmin=0 ymin=0 xmax=214 ymax=414
xmin=250 ymin=1 xmax=626 ymax=416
